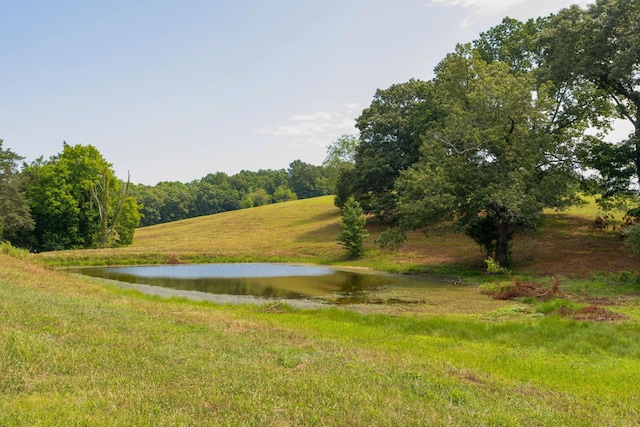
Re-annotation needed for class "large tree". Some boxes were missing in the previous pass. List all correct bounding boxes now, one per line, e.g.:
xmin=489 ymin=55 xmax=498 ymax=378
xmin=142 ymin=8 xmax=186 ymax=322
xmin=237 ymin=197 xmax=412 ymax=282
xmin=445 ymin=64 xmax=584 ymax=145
xmin=381 ymin=49 xmax=581 ymax=266
xmin=0 ymin=140 xmax=34 ymax=245
xmin=540 ymin=0 xmax=640 ymax=199
xmin=337 ymin=79 xmax=443 ymax=217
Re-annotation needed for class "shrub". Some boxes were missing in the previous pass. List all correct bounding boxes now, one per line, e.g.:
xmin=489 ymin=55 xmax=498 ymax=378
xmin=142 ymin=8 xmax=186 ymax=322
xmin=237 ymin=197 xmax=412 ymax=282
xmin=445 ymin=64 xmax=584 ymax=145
xmin=337 ymin=197 xmax=369 ymax=258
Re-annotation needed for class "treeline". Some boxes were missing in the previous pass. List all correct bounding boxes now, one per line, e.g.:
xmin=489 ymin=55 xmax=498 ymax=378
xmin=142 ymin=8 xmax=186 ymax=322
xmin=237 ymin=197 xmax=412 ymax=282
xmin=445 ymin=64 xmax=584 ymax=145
xmin=0 ymin=143 xmax=141 ymax=252
xmin=0 ymin=141 xmax=331 ymax=252
xmin=130 ymin=159 xmax=330 ymax=227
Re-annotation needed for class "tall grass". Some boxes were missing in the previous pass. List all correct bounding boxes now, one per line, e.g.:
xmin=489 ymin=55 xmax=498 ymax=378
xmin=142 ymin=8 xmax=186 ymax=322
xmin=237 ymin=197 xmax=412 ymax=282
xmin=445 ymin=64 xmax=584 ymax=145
xmin=0 ymin=241 xmax=30 ymax=259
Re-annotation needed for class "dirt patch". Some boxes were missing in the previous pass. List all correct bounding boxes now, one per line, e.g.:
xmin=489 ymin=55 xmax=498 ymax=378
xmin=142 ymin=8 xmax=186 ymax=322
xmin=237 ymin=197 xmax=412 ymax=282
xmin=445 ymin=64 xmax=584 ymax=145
xmin=557 ymin=305 xmax=626 ymax=322
xmin=512 ymin=214 xmax=639 ymax=277
xmin=485 ymin=278 xmax=563 ymax=301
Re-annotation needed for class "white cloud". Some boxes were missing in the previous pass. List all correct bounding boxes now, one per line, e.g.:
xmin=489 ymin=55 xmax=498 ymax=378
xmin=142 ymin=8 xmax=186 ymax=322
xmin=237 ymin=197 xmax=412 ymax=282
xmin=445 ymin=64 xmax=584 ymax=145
xmin=430 ymin=0 xmax=591 ymax=28
xmin=256 ymin=104 xmax=360 ymax=148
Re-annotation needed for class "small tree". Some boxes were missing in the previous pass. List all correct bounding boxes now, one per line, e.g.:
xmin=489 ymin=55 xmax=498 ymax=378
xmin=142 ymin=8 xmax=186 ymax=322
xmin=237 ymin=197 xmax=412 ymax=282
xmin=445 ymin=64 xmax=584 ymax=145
xmin=338 ymin=197 xmax=369 ymax=258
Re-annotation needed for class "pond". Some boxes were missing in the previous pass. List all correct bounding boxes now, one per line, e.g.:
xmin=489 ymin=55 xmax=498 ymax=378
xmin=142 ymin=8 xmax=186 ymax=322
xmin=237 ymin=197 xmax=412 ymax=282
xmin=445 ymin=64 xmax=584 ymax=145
xmin=72 ymin=263 xmax=435 ymax=307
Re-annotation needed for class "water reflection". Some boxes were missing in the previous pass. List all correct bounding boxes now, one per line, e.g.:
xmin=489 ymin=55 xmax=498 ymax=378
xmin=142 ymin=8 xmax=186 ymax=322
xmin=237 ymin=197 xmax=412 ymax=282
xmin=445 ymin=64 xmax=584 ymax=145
xmin=73 ymin=263 xmax=393 ymax=301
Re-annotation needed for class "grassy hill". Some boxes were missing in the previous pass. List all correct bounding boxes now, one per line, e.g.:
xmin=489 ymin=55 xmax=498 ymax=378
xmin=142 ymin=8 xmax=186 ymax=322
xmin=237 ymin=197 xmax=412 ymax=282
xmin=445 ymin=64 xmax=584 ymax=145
xmin=38 ymin=195 xmax=638 ymax=277
xmin=2 ymin=196 xmax=640 ymax=425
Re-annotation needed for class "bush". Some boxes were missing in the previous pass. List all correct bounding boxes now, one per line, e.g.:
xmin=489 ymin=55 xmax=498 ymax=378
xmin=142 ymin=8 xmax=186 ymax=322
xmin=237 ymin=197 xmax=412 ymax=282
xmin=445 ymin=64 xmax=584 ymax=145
xmin=337 ymin=197 xmax=369 ymax=258
xmin=478 ymin=281 xmax=516 ymax=295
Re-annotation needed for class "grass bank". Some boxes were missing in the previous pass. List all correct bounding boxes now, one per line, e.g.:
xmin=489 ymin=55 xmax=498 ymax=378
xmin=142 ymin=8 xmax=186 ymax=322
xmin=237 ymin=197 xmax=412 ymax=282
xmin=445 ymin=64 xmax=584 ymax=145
xmin=2 ymin=255 xmax=640 ymax=426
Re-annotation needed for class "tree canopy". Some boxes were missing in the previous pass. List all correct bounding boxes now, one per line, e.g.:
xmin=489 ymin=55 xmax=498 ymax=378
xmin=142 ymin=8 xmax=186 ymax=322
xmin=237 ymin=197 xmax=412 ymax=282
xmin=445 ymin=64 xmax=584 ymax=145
xmin=539 ymin=0 xmax=640 ymax=200
xmin=0 ymin=140 xmax=34 ymax=244
xmin=25 ymin=143 xmax=140 ymax=251
xmin=380 ymin=49 xmax=582 ymax=265
xmin=336 ymin=79 xmax=443 ymax=217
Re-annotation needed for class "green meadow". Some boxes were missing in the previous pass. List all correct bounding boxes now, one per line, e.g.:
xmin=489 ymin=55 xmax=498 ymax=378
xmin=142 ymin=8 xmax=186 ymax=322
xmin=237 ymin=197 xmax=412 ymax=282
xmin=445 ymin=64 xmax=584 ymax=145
xmin=2 ymin=196 xmax=640 ymax=425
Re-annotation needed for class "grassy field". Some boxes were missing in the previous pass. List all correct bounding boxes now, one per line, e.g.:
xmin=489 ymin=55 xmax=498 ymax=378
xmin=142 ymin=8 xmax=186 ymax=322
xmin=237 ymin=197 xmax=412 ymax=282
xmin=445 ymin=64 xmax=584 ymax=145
xmin=3 ymin=196 xmax=640 ymax=425
xmin=38 ymin=195 xmax=639 ymax=277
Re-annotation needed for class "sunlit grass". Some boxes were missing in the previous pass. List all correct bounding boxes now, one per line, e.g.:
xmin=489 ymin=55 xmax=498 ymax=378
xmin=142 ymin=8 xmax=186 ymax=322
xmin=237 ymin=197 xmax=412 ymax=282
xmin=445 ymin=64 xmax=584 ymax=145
xmin=1 ymin=255 xmax=640 ymax=425
xmin=37 ymin=195 xmax=638 ymax=279
xmin=8 ymin=194 xmax=640 ymax=423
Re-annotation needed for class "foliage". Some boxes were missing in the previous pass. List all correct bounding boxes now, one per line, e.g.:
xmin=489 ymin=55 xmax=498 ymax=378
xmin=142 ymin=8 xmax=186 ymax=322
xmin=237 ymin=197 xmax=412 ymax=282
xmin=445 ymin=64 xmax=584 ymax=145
xmin=322 ymin=133 xmax=358 ymax=194
xmin=116 ymin=196 xmax=142 ymax=245
xmin=484 ymin=257 xmax=510 ymax=275
xmin=385 ymin=48 xmax=581 ymax=266
xmin=0 ymin=241 xmax=30 ymax=259
xmin=473 ymin=16 xmax=545 ymax=73
xmin=24 ymin=143 xmax=140 ymax=251
xmin=623 ymin=223 xmax=640 ymax=254
xmin=540 ymin=0 xmax=640 ymax=200
xmin=477 ymin=280 xmax=515 ymax=296
xmin=337 ymin=197 xmax=369 ymax=258
xmin=0 ymin=140 xmax=34 ymax=245
xmin=287 ymin=160 xmax=329 ymax=199
xmin=337 ymin=79 xmax=443 ymax=216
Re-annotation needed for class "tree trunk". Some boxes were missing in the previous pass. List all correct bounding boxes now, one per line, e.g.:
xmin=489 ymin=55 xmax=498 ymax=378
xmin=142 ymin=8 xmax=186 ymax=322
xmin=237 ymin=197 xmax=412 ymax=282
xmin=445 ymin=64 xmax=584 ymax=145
xmin=634 ymin=109 xmax=640 ymax=193
xmin=495 ymin=220 xmax=509 ymax=267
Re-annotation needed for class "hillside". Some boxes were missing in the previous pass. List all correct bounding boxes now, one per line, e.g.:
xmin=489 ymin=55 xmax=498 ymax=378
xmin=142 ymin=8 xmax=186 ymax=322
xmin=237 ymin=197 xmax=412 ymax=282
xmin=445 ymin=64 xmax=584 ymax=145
xmin=5 ymin=197 xmax=640 ymax=425
xmin=38 ymin=195 xmax=638 ymax=276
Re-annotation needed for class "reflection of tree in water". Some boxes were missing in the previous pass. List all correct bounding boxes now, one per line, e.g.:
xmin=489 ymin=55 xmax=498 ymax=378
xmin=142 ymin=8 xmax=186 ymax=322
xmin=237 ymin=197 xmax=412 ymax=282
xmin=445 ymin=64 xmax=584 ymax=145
xmin=339 ymin=273 xmax=366 ymax=293
xmin=334 ymin=272 xmax=395 ymax=304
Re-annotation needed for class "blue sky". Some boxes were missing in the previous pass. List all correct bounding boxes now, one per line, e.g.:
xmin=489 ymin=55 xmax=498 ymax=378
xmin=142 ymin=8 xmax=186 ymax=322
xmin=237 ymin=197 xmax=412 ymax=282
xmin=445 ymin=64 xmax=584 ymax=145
xmin=2 ymin=0 xmax=590 ymax=185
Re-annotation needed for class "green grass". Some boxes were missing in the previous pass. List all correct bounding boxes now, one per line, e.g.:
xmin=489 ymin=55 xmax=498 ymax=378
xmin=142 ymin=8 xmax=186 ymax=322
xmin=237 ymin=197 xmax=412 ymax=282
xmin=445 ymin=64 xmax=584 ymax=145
xmin=1 ymin=256 xmax=640 ymax=425
xmin=36 ymin=195 xmax=639 ymax=279
xmin=3 ymin=196 xmax=640 ymax=425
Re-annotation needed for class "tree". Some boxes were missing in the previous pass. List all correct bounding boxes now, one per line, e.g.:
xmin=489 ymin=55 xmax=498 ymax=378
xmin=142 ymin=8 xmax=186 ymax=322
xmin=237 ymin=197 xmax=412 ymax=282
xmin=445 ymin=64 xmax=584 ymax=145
xmin=381 ymin=50 xmax=581 ymax=266
xmin=0 ymin=140 xmax=34 ymax=244
xmin=130 ymin=184 xmax=165 ymax=226
xmin=287 ymin=160 xmax=327 ymax=199
xmin=339 ymin=79 xmax=443 ymax=216
xmin=194 ymin=172 xmax=242 ymax=216
xmin=25 ymin=143 xmax=140 ymax=250
xmin=90 ymin=169 xmax=137 ymax=246
xmin=338 ymin=197 xmax=369 ymax=259
xmin=154 ymin=181 xmax=195 ymax=223
xmin=474 ymin=16 xmax=545 ymax=73
xmin=540 ymin=0 xmax=640 ymax=199
xmin=271 ymin=185 xmax=297 ymax=203
xmin=322 ymin=134 xmax=358 ymax=195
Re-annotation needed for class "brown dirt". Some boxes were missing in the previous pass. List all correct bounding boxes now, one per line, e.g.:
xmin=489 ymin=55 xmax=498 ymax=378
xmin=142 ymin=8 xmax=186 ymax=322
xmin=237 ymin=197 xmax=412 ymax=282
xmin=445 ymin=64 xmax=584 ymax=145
xmin=557 ymin=305 xmax=626 ymax=322
xmin=489 ymin=278 xmax=563 ymax=301
xmin=511 ymin=214 xmax=639 ymax=277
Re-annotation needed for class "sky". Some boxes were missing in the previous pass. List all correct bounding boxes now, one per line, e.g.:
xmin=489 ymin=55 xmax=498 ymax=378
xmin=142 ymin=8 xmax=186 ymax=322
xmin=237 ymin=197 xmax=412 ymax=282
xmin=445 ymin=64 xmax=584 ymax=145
xmin=2 ymin=0 xmax=594 ymax=185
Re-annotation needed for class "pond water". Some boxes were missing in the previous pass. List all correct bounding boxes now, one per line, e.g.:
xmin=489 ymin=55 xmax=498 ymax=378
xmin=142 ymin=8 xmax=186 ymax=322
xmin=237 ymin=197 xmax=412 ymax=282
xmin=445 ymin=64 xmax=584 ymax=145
xmin=72 ymin=263 xmax=427 ymax=306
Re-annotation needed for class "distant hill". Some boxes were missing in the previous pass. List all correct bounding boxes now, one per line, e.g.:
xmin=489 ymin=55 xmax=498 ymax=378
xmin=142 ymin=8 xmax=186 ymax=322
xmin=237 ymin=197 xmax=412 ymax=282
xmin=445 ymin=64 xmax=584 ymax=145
xmin=38 ymin=195 xmax=638 ymax=277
